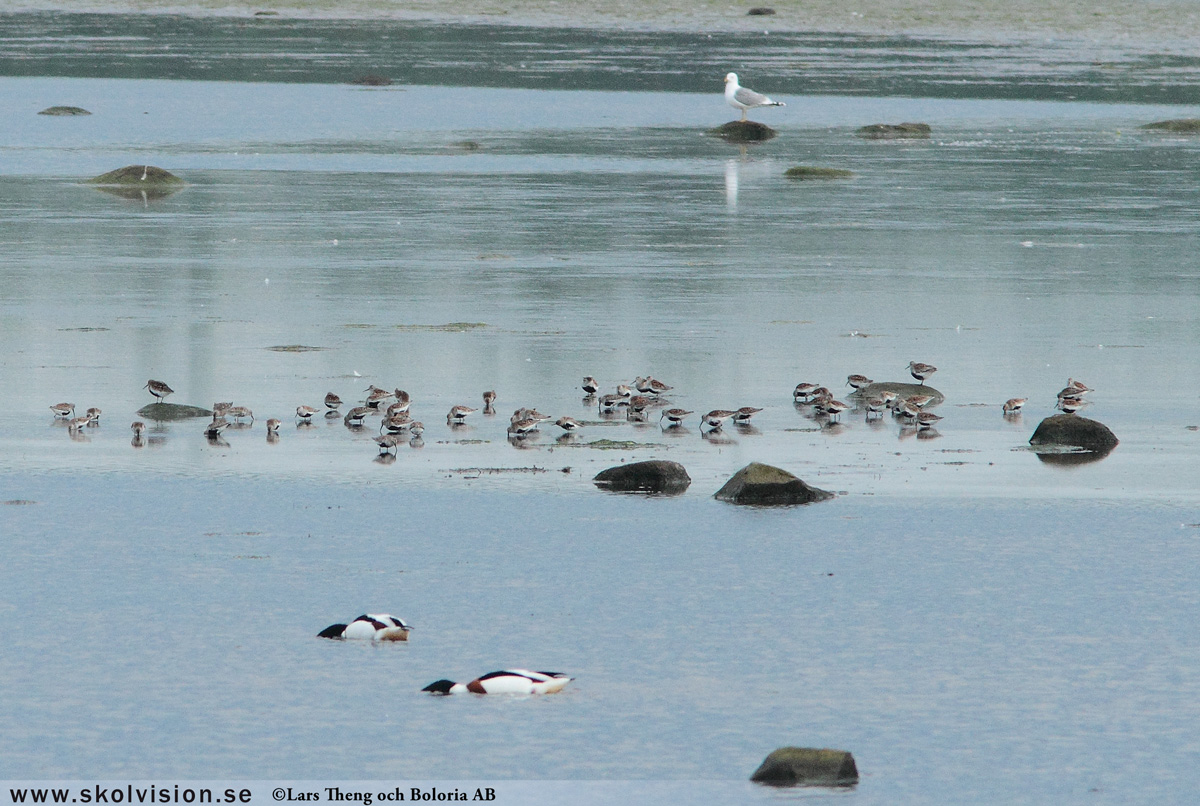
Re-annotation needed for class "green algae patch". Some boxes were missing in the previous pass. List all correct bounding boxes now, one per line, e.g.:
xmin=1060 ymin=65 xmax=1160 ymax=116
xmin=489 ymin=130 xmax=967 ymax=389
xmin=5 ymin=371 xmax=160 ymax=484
xmin=856 ymin=122 xmax=932 ymax=139
xmin=266 ymin=344 xmax=328 ymax=352
xmin=395 ymin=322 xmax=488 ymax=332
xmin=580 ymin=439 xmax=663 ymax=450
xmin=785 ymin=166 xmax=854 ymax=180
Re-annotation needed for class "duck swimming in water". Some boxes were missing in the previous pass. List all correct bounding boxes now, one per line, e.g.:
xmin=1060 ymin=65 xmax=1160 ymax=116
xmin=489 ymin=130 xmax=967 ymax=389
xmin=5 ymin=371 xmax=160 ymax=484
xmin=422 ymin=669 xmax=572 ymax=695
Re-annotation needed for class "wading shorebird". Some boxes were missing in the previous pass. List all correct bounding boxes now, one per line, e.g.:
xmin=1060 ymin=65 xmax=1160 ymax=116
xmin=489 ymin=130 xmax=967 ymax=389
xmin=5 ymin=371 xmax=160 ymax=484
xmin=144 ymin=379 xmax=174 ymax=403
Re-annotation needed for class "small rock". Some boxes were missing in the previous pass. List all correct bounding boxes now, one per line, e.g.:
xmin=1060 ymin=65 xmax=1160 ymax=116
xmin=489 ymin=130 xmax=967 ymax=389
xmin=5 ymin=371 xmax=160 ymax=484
xmin=751 ymin=747 xmax=859 ymax=787
xmin=856 ymin=122 xmax=932 ymax=139
xmin=1140 ymin=119 xmax=1200 ymax=133
xmin=38 ymin=106 xmax=91 ymax=116
xmin=593 ymin=460 xmax=691 ymax=494
xmin=1029 ymin=414 xmax=1118 ymax=453
xmin=714 ymin=463 xmax=833 ymax=506
xmin=709 ymin=120 xmax=777 ymax=143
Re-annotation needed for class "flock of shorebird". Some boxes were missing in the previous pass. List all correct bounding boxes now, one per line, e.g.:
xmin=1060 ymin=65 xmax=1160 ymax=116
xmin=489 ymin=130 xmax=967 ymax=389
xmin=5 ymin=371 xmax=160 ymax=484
xmin=48 ymin=362 xmax=1096 ymax=451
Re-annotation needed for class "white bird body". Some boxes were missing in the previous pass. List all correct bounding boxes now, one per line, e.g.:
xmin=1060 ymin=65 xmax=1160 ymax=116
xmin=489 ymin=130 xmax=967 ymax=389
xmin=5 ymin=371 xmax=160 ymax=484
xmin=423 ymin=669 xmax=573 ymax=695
xmin=724 ymin=72 xmax=784 ymax=121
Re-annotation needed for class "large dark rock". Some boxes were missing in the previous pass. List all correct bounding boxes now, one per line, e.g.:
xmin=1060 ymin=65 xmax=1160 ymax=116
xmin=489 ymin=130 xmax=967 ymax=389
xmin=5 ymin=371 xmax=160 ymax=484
xmin=709 ymin=120 xmax=777 ymax=143
xmin=853 ymin=381 xmax=944 ymax=407
xmin=750 ymin=747 xmax=859 ymax=787
xmin=714 ymin=463 xmax=834 ymax=506
xmin=89 ymin=165 xmax=184 ymax=187
xmin=593 ymin=460 xmax=691 ymax=494
xmin=856 ymin=122 xmax=932 ymax=139
xmin=1029 ymin=414 xmax=1118 ymax=453
xmin=137 ymin=402 xmax=213 ymax=421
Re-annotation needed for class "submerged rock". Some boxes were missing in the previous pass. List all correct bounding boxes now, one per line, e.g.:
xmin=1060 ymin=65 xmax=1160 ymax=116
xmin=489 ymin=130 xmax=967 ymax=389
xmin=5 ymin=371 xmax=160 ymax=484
xmin=350 ymin=74 xmax=392 ymax=86
xmin=1029 ymin=414 xmax=1119 ymax=453
xmin=714 ymin=463 xmax=833 ymax=506
xmin=593 ymin=460 xmax=691 ymax=494
xmin=785 ymin=165 xmax=854 ymax=180
xmin=853 ymin=381 xmax=944 ymax=407
xmin=89 ymin=165 xmax=184 ymax=187
xmin=38 ymin=106 xmax=91 ymax=116
xmin=747 ymin=7 xmax=776 ymax=15
xmin=709 ymin=120 xmax=777 ymax=143
xmin=856 ymin=122 xmax=932 ymax=139
xmin=751 ymin=747 xmax=858 ymax=787
xmin=137 ymin=403 xmax=213 ymax=421
xmin=1140 ymin=119 xmax=1200 ymax=133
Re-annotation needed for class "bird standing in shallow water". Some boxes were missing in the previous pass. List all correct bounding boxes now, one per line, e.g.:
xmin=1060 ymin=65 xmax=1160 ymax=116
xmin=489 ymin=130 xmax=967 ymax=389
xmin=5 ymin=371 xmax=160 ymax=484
xmin=724 ymin=72 xmax=785 ymax=121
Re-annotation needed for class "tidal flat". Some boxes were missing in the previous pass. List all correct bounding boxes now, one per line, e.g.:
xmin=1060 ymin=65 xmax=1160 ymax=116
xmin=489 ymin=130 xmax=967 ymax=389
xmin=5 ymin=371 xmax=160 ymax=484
xmin=2 ymin=10 xmax=1200 ymax=802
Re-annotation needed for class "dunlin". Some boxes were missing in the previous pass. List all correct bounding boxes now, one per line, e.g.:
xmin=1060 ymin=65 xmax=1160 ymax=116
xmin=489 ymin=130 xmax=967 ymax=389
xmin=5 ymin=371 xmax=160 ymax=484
xmin=865 ymin=397 xmax=886 ymax=420
xmin=597 ymin=394 xmax=622 ymax=411
xmin=50 ymin=402 xmax=75 ymax=418
xmin=556 ymin=416 xmax=582 ymax=432
xmin=616 ymin=384 xmax=633 ymax=399
xmin=660 ymin=408 xmax=693 ymax=426
xmin=85 ymin=407 xmax=102 ymax=424
xmin=131 ymin=421 xmax=146 ymax=437
xmin=646 ymin=377 xmax=673 ymax=396
xmin=701 ymin=409 xmax=737 ymax=430
xmin=265 ymin=418 xmax=281 ymax=434
xmin=793 ymin=382 xmax=819 ymax=402
xmin=381 ymin=413 xmax=413 ymax=434
xmin=483 ymin=390 xmax=497 ymax=412
xmin=408 ymin=421 xmax=425 ymax=437
xmin=343 ymin=406 xmax=370 ymax=426
xmin=916 ymin=411 xmax=943 ymax=430
xmin=144 ymin=379 xmax=174 ymax=402
xmin=1067 ymin=378 xmax=1092 ymax=393
xmin=1056 ymin=397 xmax=1086 ymax=414
xmin=365 ymin=389 xmax=393 ymax=409
xmin=582 ymin=377 xmax=600 ymax=395
xmin=374 ymin=433 xmax=401 ymax=454
xmin=627 ymin=395 xmax=652 ymax=413
xmin=385 ymin=399 xmax=411 ymax=416
xmin=1002 ymin=398 xmax=1027 ymax=415
xmin=324 ymin=392 xmax=342 ymax=409
xmin=67 ymin=415 xmax=90 ymax=433
xmin=447 ymin=405 xmax=477 ymax=423
xmin=296 ymin=405 xmax=317 ymax=422
xmin=226 ymin=406 xmax=254 ymax=423
xmin=507 ymin=417 xmax=540 ymax=437
xmin=907 ymin=362 xmax=937 ymax=384
xmin=823 ymin=399 xmax=850 ymax=422
xmin=204 ymin=418 xmax=229 ymax=437
xmin=846 ymin=374 xmax=873 ymax=389
xmin=212 ymin=402 xmax=233 ymax=417
xmin=733 ymin=406 xmax=762 ymax=424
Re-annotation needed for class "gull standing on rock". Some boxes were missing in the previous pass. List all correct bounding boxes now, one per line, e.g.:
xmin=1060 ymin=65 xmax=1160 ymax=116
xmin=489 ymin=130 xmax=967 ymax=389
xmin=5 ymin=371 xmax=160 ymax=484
xmin=724 ymin=72 xmax=785 ymax=121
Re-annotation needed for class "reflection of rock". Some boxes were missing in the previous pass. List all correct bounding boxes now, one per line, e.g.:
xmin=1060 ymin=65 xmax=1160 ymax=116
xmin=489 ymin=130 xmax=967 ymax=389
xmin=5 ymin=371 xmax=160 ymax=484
xmin=856 ymin=122 xmax=932 ymax=139
xmin=854 ymin=382 xmax=944 ymax=407
xmin=750 ymin=747 xmax=859 ymax=787
xmin=593 ymin=460 xmax=691 ymax=494
xmin=714 ymin=462 xmax=834 ymax=506
xmin=709 ymin=120 xmax=777 ymax=143
xmin=88 ymin=165 xmax=185 ymax=201
xmin=39 ymin=106 xmax=91 ymax=116
xmin=1140 ymin=119 xmax=1200 ymax=133
xmin=137 ymin=403 xmax=213 ymax=421
xmin=785 ymin=165 xmax=854 ymax=180
xmin=1030 ymin=414 xmax=1118 ymax=452
xmin=350 ymin=74 xmax=392 ymax=86
xmin=1034 ymin=448 xmax=1113 ymax=466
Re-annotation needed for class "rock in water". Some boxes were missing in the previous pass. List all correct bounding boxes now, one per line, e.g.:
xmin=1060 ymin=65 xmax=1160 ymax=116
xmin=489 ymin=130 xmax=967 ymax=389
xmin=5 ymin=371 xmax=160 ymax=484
xmin=1029 ymin=414 xmax=1119 ymax=452
xmin=709 ymin=120 xmax=777 ymax=143
xmin=785 ymin=166 xmax=854 ymax=180
xmin=854 ymin=381 xmax=945 ymax=407
xmin=714 ymin=463 xmax=834 ymax=506
xmin=39 ymin=106 xmax=91 ymax=116
xmin=593 ymin=460 xmax=691 ymax=494
xmin=856 ymin=122 xmax=932 ymax=139
xmin=137 ymin=403 xmax=214 ymax=421
xmin=751 ymin=747 xmax=859 ymax=787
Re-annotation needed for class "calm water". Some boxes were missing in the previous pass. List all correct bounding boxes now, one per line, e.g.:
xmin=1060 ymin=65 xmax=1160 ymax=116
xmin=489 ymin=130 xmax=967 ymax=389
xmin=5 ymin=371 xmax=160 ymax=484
xmin=2 ymin=13 xmax=1200 ymax=803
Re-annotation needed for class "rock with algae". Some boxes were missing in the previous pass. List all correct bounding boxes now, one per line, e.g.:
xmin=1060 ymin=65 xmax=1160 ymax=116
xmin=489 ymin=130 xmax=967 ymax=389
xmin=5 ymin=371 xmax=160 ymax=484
xmin=714 ymin=462 xmax=834 ymax=506
xmin=89 ymin=165 xmax=184 ymax=187
xmin=593 ymin=460 xmax=691 ymax=494
xmin=39 ymin=106 xmax=91 ymax=116
xmin=750 ymin=747 xmax=859 ymax=787
xmin=136 ymin=403 xmax=213 ymax=421
xmin=853 ymin=381 xmax=945 ymax=407
xmin=1140 ymin=119 xmax=1200 ymax=133
xmin=856 ymin=122 xmax=932 ymax=139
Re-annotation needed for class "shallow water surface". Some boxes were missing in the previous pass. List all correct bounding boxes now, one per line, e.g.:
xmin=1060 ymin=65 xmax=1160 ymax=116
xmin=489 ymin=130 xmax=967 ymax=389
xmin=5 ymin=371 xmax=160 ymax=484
xmin=1 ymin=25 xmax=1199 ymax=803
